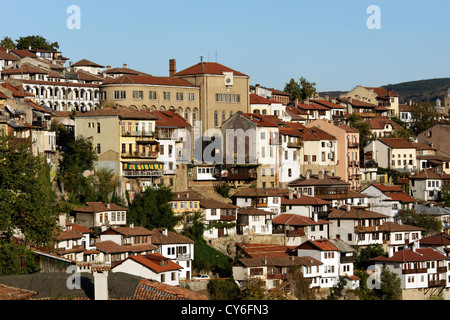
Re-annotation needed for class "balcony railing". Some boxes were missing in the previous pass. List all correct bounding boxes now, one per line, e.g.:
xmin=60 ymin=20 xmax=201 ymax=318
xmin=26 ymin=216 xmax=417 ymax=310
xmin=429 ymin=280 xmax=446 ymax=287
xmin=287 ymin=141 xmax=302 ymax=148
xmin=121 ymin=152 xmax=159 ymax=159
xmin=123 ymin=170 xmax=163 ymax=177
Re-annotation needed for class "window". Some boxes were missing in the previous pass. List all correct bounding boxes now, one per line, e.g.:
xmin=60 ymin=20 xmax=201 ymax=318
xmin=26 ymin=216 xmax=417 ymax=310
xmin=97 ymin=123 xmax=101 ymax=134
xmin=176 ymin=92 xmax=184 ymax=101
xmin=96 ymin=144 xmax=101 ymax=154
xmin=164 ymin=92 xmax=171 ymax=100
xmin=114 ymin=90 xmax=126 ymax=100
xmin=133 ymin=91 xmax=143 ymax=100
xmin=214 ymin=111 xmax=218 ymax=127
xmin=188 ymin=93 xmax=195 ymax=101
xmin=149 ymin=91 xmax=157 ymax=99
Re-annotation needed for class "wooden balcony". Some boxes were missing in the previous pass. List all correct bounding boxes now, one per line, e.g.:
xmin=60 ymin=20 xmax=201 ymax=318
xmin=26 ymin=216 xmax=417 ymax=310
xmin=438 ymin=266 xmax=448 ymax=273
xmin=429 ymin=280 xmax=446 ymax=287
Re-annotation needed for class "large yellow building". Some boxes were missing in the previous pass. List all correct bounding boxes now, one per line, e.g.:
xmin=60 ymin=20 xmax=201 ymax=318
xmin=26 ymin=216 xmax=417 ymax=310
xmin=173 ymin=59 xmax=250 ymax=134
xmin=99 ymin=74 xmax=200 ymax=125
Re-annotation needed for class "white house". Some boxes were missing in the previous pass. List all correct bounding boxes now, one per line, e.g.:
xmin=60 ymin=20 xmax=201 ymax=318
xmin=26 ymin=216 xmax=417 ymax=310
xmin=296 ymin=239 xmax=341 ymax=289
xmin=149 ymin=228 xmax=195 ymax=280
xmin=232 ymin=188 xmax=283 ymax=216
xmin=409 ymin=169 xmax=443 ymax=202
xmin=371 ymin=241 xmax=450 ymax=299
xmin=111 ymin=253 xmax=183 ymax=286
xmin=361 ymin=184 xmax=416 ymax=221
xmin=364 ymin=138 xmax=417 ymax=171
xmin=74 ymin=202 xmax=129 ymax=231
xmin=199 ymin=199 xmax=239 ymax=239
xmin=237 ymin=207 xmax=274 ymax=236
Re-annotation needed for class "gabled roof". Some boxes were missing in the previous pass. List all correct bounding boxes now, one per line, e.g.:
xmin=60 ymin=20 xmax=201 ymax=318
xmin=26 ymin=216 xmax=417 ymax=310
xmin=363 ymin=87 xmax=398 ymax=98
xmin=103 ymin=67 xmax=150 ymax=76
xmin=420 ymin=232 xmax=450 ymax=246
xmin=199 ymin=199 xmax=238 ymax=209
xmin=242 ymin=113 xmax=282 ymax=127
xmin=175 ymin=62 xmax=247 ymax=77
xmin=272 ymin=214 xmax=329 ymax=226
xmin=410 ymin=169 xmax=443 ymax=180
xmin=288 ymin=175 xmax=350 ymax=187
xmin=235 ymin=256 xmax=322 ymax=268
xmin=172 ymin=190 xmax=202 ymax=201
xmin=310 ymin=99 xmax=345 ymax=109
xmin=238 ymin=207 xmax=274 ymax=216
xmin=328 ymin=207 xmax=389 ymax=220
xmin=74 ymin=202 xmax=129 ymax=213
xmin=250 ymin=94 xmax=281 ymax=105
xmin=378 ymin=222 xmax=424 ymax=233
xmin=102 ymin=74 xmax=198 ymax=87
xmin=297 ymin=239 xmax=339 ymax=252
xmin=378 ymin=137 xmax=415 ymax=149
xmin=72 ymin=59 xmax=105 ymax=68
xmin=366 ymin=117 xmax=403 ymax=131
xmin=151 ymin=110 xmax=191 ymax=128
xmin=371 ymin=247 xmax=446 ymax=263
xmin=100 ymin=226 xmax=152 ymax=237
xmin=115 ymin=253 xmax=183 ymax=274
xmin=0 ymin=283 xmax=37 ymax=300
xmin=149 ymin=228 xmax=195 ymax=245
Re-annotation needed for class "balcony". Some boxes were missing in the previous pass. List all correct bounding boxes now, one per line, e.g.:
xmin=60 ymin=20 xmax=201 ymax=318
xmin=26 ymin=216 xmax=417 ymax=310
xmin=402 ymin=267 xmax=427 ymax=275
xmin=287 ymin=140 xmax=302 ymax=148
xmin=123 ymin=170 xmax=163 ymax=178
xmin=348 ymin=142 xmax=359 ymax=148
xmin=122 ymin=131 xmax=156 ymax=138
xmin=438 ymin=266 xmax=448 ymax=273
xmin=429 ymin=280 xmax=446 ymax=287
xmin=121 ymin=152 xmax=159 ymax=159
xmin=220 ymin=214 xmax=236 ymax=221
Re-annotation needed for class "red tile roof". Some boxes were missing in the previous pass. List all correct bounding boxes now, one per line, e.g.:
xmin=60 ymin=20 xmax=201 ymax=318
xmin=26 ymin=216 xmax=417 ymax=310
xmin=250 ymin=94 xmax=280 ymax=105
xmin=366 ymin=117 xmax=403 ymax=131
xmin=272 ymin=214 xmax=329 ymax=226
xmin=420 ymin=232 xmax=450 ymax=246
xmin=363 ymin=87 xmax=398 ymax=98
xmin=410 ymin=169 xmax=443 ymax=180
xmin=310 ymin=99 xmax=345 ymax=109
xmin=297 ymin=239 xmax=339 ymax=252
xmin=384 ymin=192 xmax=416 ymax=203
xmin=134 ymin=279 xmax=208 ymax=300
xmin=152 ymin=110 xmax=191 ymax=128
xmin=123 ymin=253 xmax=183 ymax=273
xmin=102 ymin=74 xmax=198 ymax=87
xmin=0 ymin=284 xmax=37 ymax=300
xmin=72 ymin=59 xmax=105 ymax=68
xmin=378 ymin=137 xmax=415 ymax=149
xmin=236 ymin=243 xmax=297 ymax=258
xmin=371 ymin=247 xmax=446 ymax=263
xmin=75 ymin=202 xmax=129 ymax=213
xmin=328 ymin=207 xmax=389 ymax=220
xmin=370 ymin=184 xmax=404 ymax=193
xmin=149 ymin=228 xmax=195 ymax=245
xmin=281 ymin=194 xmax=331 ymax=206
xmin=175 ymin=62 xmax=247 ymax=77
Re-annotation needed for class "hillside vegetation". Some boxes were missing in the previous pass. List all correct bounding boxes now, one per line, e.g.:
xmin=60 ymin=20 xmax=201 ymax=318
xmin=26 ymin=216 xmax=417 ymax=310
xmin=382 ymin=78 xmax=450 ymax=103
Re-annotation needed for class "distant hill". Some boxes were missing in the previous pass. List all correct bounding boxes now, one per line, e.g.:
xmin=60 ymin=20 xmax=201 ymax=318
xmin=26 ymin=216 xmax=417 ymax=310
xmin=382 ymin=78 xmax=450 ymax=104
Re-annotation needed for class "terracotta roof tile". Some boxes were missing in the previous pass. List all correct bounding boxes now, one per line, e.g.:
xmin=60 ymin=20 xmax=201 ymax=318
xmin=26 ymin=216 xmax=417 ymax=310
xmin=175 ymin=62 xmax=247 ymax=77
xmin=149 ymin=228 xmax=194 ymax=245
xmin=272 ymin=214 xmax=329 ymax=226
xmin=328 ymin=207 xmax=389 ymax=220
xmin=72 ymin=59 xmax=105 ymax=68
xmin=74 ymin=107 xmax=158 ymax=120
xmin=371 ymin=247 xmax=446 ymax=263
xmin=378 ymin=137 xmax=415 ymax=149
xmin=103 ymin=74 xmax=198 ymax=87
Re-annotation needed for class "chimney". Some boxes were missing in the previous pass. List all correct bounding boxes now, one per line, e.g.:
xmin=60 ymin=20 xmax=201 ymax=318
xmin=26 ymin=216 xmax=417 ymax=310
xmin=264 ymin=255 xmax=267 ymax=265
xmin=106 ymin=66 xmax=111 ymax=70
xmin=347 ymin=204 xmax=351 ymax=212
xmin=306 ymin=171 xmax=311 ymax=180
xmin=106 ymin=203 xmax=110 ymax=209
xmin=123 ymin=63 xmax=128 ymax=68
xmin=319 ymin=170 xmax=324 ymax=180
xmin=59 ymin=213 xmax=67 ymax=230
xmin=130 ymin=222 xmax=134 ymax=229
xmin=162 ymin=228 xmax=168 ymax=237
xmin=314 ymin=213 xmax=318 ymax=223
xmin=295 ymin=98 xmax=299 ymax=107
xmin=296 ymin=190 xmax=301 ymax=199
xmin=388 ymin=246 xmax=394 ymax=258
xmin=289 ymin=190 xmax=293 ymax=200
xmin=93 ymin=268 xmax=109 ymax=301
xmin=169 ymin=59 xmax=177 ymax=77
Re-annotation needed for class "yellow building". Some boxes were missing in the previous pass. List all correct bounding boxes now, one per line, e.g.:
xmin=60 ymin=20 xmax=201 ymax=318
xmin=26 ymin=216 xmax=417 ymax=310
xmin=173 ymin=59 xmax=250 ymax=134
xmin=75 ymin=106 xmax=163 ymax=197
xmin=99 ymin=74 xmax=200 ymax=125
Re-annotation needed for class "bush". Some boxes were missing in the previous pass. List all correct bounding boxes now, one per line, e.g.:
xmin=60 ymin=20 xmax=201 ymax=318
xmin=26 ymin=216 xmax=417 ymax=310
xmin=0 ymin=241 xmax=40 ymax=276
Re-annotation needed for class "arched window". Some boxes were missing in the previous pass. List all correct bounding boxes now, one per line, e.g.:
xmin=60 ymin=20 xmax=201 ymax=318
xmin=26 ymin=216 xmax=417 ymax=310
xmin=193 ymin=108 xmax=198 ymax=123
xmin=184 ymin=107 xmax=191 ymax=123
xmin=222 ymin=111 xmax=226 ymax=124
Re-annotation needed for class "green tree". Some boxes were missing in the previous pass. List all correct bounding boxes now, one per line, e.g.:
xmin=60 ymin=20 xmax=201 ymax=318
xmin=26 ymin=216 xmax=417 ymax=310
xmin=397 ymin=209 xmax=442 ymax=236
xmin=59 ymin=136 xmax=98 ymax=204
xmin=128 ymin=185 xmax=181 ymax=230
xmin=207 ymin=279 xmax=241 ymax=300
xmin=327 ymin=276 xmax=348 ymax=300
xmin=0 ymin=136 xmax=58 ymax=245
xmin=0 ymin=241 xmax=41 ymax=276
xmin=410 ymin=101 xmax=440 ymax=136
xmin=284 ymin=77 xmax=317 ymax=103
xmin=347 ymin=113 xmax=373 ymax=149
xmin=355 ymin=244 xmax=385 ymax=271
xmin=15 ymin=35 xmax=59 ymax=51
xmin=379 ymin=267 xmax=402 ymax=300
xmin=0 ymin=36 xmax=15 ymax=49
xmin=94 ymin=168 xmax=118 ymax=203
xmin=239 ymin=277 xmax=289 ymax=300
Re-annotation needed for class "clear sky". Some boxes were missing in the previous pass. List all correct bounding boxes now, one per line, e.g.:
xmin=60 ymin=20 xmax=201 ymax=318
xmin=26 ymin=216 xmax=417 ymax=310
xmin=1 ymin=0 xmax=450 ymax=92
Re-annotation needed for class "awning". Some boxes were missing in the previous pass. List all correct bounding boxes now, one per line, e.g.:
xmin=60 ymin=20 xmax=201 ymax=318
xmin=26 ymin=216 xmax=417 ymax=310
xmin=123 ymin=163 xmax=163 ymax=171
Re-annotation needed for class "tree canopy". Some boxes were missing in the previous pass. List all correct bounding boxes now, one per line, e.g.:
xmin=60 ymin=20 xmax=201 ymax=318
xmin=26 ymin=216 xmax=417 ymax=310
xmin=0 ymin=136 xmax=58 ymax=246
xmin=127 ymin=185 xmax=181 ymax=230
xmin=284 ymin=77 xmax=317 ymax=103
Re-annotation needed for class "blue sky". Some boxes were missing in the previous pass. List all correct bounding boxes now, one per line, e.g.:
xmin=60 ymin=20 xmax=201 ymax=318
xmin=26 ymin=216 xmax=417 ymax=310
xmin=1 ymin=0 xmax=450 ymax=92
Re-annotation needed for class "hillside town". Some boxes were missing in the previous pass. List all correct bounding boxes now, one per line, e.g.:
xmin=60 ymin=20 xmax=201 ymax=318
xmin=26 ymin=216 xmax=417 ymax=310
xmin=2 ymin=44 xmax=450 ymax=302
